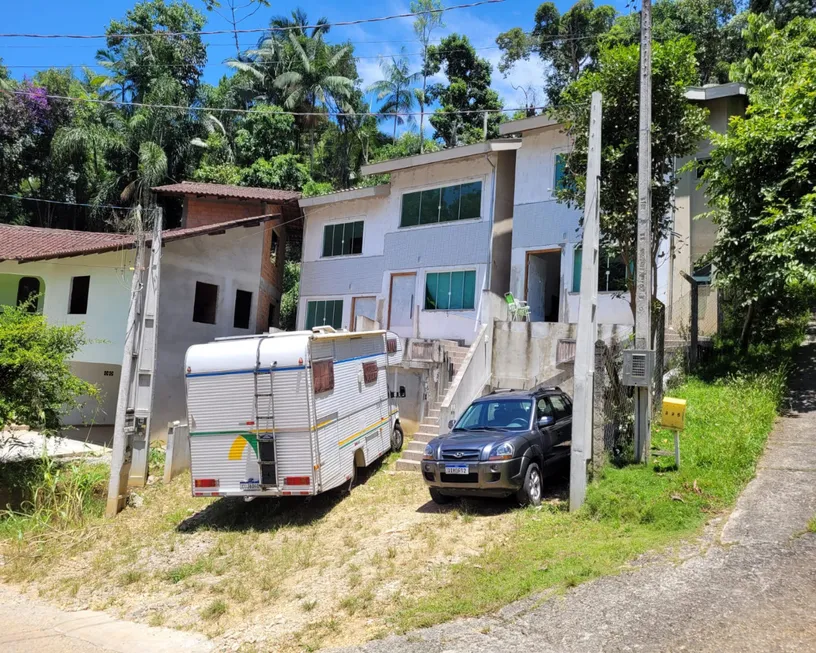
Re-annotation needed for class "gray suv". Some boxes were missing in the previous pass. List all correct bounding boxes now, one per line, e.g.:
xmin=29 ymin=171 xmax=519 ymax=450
xmin=421 ymin=388 xmax=572 ymax=506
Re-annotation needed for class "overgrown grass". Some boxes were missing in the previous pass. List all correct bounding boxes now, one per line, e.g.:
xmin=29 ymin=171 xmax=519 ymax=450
xmin=0 ymin=455 xmax=108 ymax=541
xmin=394 ymin=367 xmax=786 ymax=631
xmin=808 ymin=517 xmax=816 ymax=534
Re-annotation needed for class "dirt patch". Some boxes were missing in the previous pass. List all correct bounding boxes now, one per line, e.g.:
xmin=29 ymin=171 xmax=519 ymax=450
xmin=1 ymin=454 xmax=543 ymax=652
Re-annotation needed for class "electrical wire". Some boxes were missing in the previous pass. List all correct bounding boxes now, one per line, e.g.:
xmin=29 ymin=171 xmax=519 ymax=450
xmin=6 ymin=90 xmax=550 ymax=117
xmin=0 ymin=1 xmax=505 ymax=39
xmin=0 ymin=193 xmax=134 ymax=211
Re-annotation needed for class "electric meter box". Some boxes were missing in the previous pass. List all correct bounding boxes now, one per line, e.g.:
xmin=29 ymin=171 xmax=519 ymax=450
xmin=622 ymin=349 xmax=655 ymax=387
xmin=661 ymin=397 xmax=687 ymax=430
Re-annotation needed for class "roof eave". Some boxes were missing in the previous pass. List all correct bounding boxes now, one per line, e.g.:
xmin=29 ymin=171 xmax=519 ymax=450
xmin=299 ymin=184 xmax=391 ymax=208
xmin=498 ymin=115 xmax=561 ymax=136
xmin=360 ymin=139 xmax=522 ymax=176
xmin=685 ymin=83 xmax=747 ymax=101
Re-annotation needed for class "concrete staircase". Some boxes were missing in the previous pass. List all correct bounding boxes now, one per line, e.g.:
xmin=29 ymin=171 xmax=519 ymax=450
xmin=395 ymin=343 xmax=469 ymax=472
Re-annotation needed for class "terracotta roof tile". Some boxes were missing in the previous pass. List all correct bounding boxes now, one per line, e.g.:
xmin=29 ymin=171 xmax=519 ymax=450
xmin=152 ymin=181 xmax=301 ymax=202
xmin=0 ymin=215 xmax=277 ymax=263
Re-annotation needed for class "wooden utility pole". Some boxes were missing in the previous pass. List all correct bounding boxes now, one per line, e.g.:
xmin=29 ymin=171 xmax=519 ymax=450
xmin=106 ymin=207 xmax=145 ymax=518
xmin=634 ymin=0 xmax=653 ymax=462
xmin=570 ymin=91 xmax=602 ymax=511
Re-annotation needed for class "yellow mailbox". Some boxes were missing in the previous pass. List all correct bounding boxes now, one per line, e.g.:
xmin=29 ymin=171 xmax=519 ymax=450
xmin=661 ymin=397 xmax=687 ymax=430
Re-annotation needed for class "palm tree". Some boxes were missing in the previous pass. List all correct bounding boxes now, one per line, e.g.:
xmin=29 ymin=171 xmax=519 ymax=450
xmin=367 ymin=50 xmax=421 ymax=140
xmin=272 ymin=31 xmax=354 ymax=172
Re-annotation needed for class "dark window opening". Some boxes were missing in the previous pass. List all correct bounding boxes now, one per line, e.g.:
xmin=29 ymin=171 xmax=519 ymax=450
xmin=322 ymin=221 xmax=364 ymax=258
xmin=233 ymin=289 xmax=252 ymax=329
xmin=16 ymin=277 xmax=40 ymax=312
xmin=270 ymin=230 xmax=280 ymax=266
xmin=400 ymin=181 xmax=482 ymax=228
xmin=313 ymin=359 xmax=335 ymax=394
xmin=268 ymin=302 xmax=277 ymax=329
xmin=68 ymin=276 xmax=90 ymax=315
xmin=193 ymin=281 xmax=218 ymax=324
xmin=306 ymin=300 xmax=343 ymax=329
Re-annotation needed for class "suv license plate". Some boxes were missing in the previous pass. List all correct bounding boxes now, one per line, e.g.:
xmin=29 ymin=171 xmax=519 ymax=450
xmin=239 ymin=482 xmax=262 ymax=491
xmin=444 ymin=464 xmax=470 ymax=475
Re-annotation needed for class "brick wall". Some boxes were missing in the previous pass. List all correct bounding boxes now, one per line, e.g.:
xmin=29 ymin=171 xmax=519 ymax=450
xmin=260 ymin=220 xmax=286 ymax=293
xmin=183 ymin=197 xmax=266 ymax=228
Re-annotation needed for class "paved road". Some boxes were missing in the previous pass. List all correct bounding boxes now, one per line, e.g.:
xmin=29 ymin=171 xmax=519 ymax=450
xmin=333 ymin=331 xmax=816 ymax=653
xmin=0 ymin=584 xmax=211 ymax=653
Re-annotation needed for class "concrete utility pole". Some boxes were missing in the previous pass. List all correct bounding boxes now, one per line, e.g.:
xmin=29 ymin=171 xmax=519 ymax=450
xmin=127 ymin=207 xmax=162 ymax=487
xmin=106 ymin=207 xmax=145 ymax=518
xmin=634 ymin=0 xmax=653 ymax=462
xmin=570 ymin=91 xmax=602 ymax=511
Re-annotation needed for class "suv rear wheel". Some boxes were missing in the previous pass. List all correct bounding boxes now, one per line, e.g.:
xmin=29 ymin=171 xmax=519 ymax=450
xmin=517 ymin=462 xmax=542 ymax=507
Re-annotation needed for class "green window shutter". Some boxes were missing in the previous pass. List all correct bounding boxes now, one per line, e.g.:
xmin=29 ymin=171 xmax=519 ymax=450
xmin=322 ymin=226 xmax=333 ymax=258
xmin=351 ymin=221 xmax=364 ymax=254
xmin=572 ymin=247 xmax=582 ymax=293
xmin=555 ymin=154 xmax=566 ymax=190
xmin=459 ymin=182 xmax=482 ymax=220
xmin=331 ymin=300 xmax=343 ymax=328
xmin=463 ymin=270 xmax=476 ymax=309
xmin=401 ymin=191 xmax=421 ymax=227
xmin=437 ymin=272 xmax=451 ymax=310
xmin=315 ymin=301 xmax=326 ymax=326
xmin=331 ymin=224 xmax=343 ymax=257
xmin=341 ymin=223 xmax=352 ymax=256
xmin=420 ymin=187 xmax=441 ymax=225
xmin=449 ymin=271 xmax=465 ymax=310
xmin=425 ymin=273 xmax=439 ymax=310
xmin=306 ymin=301 xmax=317 ymax=329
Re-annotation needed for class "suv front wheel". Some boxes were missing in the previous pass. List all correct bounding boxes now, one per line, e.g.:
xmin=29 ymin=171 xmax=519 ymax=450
xmin=517 ymin=462 xmax=542 ymax=507
xmin=429 ymin=488 xmax=453 ymax=505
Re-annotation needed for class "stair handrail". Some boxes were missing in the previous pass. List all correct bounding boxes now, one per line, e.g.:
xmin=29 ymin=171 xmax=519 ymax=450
xmin=438 ymin=323 xmax=492 ymax=435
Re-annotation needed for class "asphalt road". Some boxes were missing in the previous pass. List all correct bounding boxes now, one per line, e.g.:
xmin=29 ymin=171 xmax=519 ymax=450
xmin=332 ymin=330 xmax=816 ymax=653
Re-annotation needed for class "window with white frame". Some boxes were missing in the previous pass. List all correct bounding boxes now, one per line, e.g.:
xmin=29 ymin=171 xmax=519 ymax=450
xmin=424 ymin=270 xmax=477 ymax=310
xmin=322 ymin=221 xmax=363 ymax=257
xmin=400 ymin=181 xmax=482 ymax=227
xmin=306 ymin=299 xmax=343 ymax=329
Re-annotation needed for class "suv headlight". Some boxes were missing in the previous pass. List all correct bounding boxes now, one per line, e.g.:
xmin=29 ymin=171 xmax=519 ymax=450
xmin=423 ymin=443 xmax=436 ymax=460
xmin=488 ymin=441 xmax=514 ymax=461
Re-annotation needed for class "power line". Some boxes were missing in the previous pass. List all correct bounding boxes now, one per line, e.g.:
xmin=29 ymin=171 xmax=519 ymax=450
xmin=0 ymin=1 xmax=505 ymax=40
xmin=0 ymin=193 xmax=135 ymax=211
xmin=8 ymin=89 xmax=550 ymax=117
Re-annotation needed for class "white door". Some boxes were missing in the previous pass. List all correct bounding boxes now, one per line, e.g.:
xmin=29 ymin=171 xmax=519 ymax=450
xmin=351 ymin=296 xmax=377 ymax=331
xmin=388 ymin=273 xmax=416 ymax=337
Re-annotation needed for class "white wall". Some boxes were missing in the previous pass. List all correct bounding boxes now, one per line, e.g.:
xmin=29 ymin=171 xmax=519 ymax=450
xmin=151 ymin=225 xmax=266 ymax=438
xmin=0 ymin=251 xmax=133 ymax=365
xmin=513 ymin=126 xmax=572 ymax=206
xmin=299 ymin=155 xmax=500 ymax=345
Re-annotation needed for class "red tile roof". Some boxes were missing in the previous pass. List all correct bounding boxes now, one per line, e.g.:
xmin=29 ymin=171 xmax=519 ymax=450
xmin=0 ymin=215 xmax=277 ymax=263
xmin=152 ymin=181 xmax=301 ymax=202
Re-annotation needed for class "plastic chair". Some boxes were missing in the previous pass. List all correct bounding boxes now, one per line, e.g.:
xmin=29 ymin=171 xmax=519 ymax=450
xmin=504 ymin=292 xmax=531 ymax=321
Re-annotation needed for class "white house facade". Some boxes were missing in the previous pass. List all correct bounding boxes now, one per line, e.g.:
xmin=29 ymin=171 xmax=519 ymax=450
xmin=297 ymin=140 xmax=520 ymax=345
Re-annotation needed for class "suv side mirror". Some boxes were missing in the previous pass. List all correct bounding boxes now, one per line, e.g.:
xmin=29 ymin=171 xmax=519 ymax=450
xmin=538 ymin=415 xmax=555 ymax=429
xmin=448 ymin=419 xmax=456 ymax=429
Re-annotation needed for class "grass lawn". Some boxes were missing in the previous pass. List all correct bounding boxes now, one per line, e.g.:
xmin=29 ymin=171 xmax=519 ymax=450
xmin=0 ymin=366 xmax=787 ymax=651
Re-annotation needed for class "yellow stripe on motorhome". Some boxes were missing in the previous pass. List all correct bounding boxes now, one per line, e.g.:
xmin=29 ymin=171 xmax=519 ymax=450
xmin=337 ymin=412 xmax=397 ymax=448
xmin=228 ymin=436 xmax=249 ymax=460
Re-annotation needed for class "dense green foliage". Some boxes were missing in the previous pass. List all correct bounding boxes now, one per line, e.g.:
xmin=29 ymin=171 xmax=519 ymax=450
xmin=0 ymin=304 xmax=97 ymax=433
xmin=705 ymin=16 xmax=816 ymax=346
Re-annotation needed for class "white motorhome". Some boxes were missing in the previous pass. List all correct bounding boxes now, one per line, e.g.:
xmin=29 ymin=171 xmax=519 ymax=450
xmin=184 ymin=327 xmax=404 ymax=498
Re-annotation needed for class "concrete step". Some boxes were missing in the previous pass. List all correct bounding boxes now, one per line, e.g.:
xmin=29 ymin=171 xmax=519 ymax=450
xmin=428 ymin=408 xmax=441 ymax=419
xmin=400 ymin=449 xmax=425 ymax=462
xmin=411 ymin=431 xmax=438 ymax=443
xmin=406 ymin=441 xmax=427 ymax=453
xmin=421 ymin=416 xmax=439 ymax=426
xmin=396 ymin=458 xmax=421 ymax=472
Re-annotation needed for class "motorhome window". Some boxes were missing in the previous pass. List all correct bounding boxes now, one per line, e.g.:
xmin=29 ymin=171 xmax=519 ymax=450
xmin=233 ymin=289 xmax=252 ymax=329
xmin=68 ymin=275 xmax=90 ymax=315
xmin=306 ymin=300 xmax=343 ymax=329
xmin=400 ymin=181 xmax=482 ymax=227
xmin=362 ymin=361 xmax=378 ymax=384
xmin=193 ymin=281 xmax=218 ymax=324
xmin=424 ymin=270 xmax=476 ymax=310
xmin=387 ymin=338 xmax=398 ymax=353
xmin=16 ymin=277 xmax=40 ymax=312
xmin=322 ymin=221 xmax=363 ymax=257
xmin=313 ymin=359 xmax=335 ymax=394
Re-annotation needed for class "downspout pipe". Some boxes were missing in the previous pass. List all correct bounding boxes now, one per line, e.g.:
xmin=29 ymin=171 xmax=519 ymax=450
xmin=482 ymin=152 xmax=497 ymax=328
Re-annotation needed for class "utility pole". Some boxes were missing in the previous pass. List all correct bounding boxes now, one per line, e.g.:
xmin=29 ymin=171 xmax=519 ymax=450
xmin=127 ymin=207 xmax=162 ymax=487
xmin=570 ymin=91 xmax=602 ymax=511
xmin=106 ymin=207 xmax=145 ymax=518
xmin=634 ymin=0 xmax=653 ymax=462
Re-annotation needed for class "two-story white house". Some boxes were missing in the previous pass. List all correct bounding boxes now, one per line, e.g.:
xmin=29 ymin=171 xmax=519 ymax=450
xmin=297 ymin=139 xmax=520 ymax=345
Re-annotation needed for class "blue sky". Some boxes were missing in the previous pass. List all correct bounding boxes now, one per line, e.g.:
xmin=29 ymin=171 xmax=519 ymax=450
xmin=1 ymin=0 xmax=631 ymax=118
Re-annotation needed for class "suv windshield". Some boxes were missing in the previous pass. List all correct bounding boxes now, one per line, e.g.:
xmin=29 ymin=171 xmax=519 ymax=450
xmin=454 ymin=399 xmax=533 ymax=431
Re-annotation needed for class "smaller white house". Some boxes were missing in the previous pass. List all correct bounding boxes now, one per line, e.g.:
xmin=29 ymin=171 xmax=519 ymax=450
xmin=0 ymin=215 xmax=275 ymax=439
xmin=297 ymin=140 xmax=520 ymax=345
